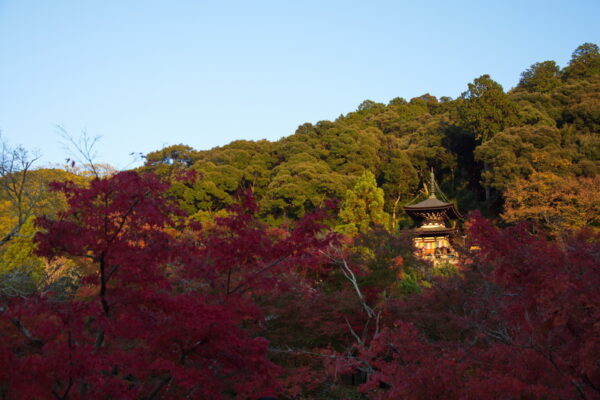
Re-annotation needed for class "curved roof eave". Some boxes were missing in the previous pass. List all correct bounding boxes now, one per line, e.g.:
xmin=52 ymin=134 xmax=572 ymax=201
xmin=404 ymin=203 xmax=463 ymax=220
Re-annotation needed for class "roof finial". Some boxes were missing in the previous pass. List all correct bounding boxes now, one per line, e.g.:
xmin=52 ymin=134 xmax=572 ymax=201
xmin=430 ymin=168 xmax=436 ymax=198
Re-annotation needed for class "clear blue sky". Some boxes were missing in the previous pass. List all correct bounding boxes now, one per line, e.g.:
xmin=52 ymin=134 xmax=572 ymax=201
xmin=1 ymin=0 xmax=598 ymax=169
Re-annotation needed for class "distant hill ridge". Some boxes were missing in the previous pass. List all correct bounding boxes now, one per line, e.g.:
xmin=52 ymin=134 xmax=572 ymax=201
xmin=140 ymin=43 xmax=600 ymax=225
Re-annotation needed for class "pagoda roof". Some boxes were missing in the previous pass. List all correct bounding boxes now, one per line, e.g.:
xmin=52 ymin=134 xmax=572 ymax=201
xmin=412 ymin=226 xmax=459 ymax=237
xmin=403 ymin=195 xmax=463 ymax=220
xmin=405 ymin=196 xmax=452 ymax=209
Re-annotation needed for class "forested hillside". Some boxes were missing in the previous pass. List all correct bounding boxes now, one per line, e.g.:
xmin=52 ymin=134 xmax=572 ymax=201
xmin=0 ymin=44 xmax=598 ymax=399
xmin=142 ymin=43 xmax=600 ymax=230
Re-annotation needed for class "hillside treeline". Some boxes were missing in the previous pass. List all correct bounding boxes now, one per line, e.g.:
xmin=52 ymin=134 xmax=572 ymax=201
xmin=141 ymin=43 xmax=600 ymax=231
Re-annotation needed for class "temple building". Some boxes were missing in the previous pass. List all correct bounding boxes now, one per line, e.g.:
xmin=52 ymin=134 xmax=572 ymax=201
xmin=403 ymin=172 xmax=462 ymax=265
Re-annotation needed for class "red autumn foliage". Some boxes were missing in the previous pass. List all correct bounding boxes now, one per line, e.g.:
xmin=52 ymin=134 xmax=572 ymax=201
xmin=355 ymin=212 xmax=600 ymax=399
xmin=0 ymin=172 xmax=336 ymax=399
xmin=0 ymin=171 xmax=598 ymax=400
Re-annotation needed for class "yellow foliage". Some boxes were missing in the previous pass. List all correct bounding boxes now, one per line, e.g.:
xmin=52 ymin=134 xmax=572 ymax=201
xmin=0 ymin=200 xmax=14 ymax=234
xmin=0 ymin=216 xmax=43 ymax=279
xmin=502 ymin=172 xmax=600 ymax=234
xmin=0 ymin=168 xmax=85 ymax=289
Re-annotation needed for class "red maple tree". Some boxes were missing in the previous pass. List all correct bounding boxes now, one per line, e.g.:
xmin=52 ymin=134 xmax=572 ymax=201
xmin=355 ymin=213 xmax=600 ymax=399
xmin=0 ymin=172 xmax=335 ymax=399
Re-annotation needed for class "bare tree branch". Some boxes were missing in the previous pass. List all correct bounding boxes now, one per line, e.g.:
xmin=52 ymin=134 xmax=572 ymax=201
xmin=56 ymin=126 xmax=102 ymax=179
xmin=0 ymin=135 xmax=41 ymax=248
xmin=320 ymin=245 xmax=381 ymax=346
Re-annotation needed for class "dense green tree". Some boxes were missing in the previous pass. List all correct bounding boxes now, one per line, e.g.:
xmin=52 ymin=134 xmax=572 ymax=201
xmin=457 ymin=74 xmax=519 ymax=143
xmin=339 ymin=170 xmax=389 ymax=234
xmin=563 ymin=42 xmax=600 ymax=81
xmin=378 ymin=147 xmax=419 ymax=229
xmin=475 ymin=126 xmax=572 ymax=191
xmin=560 ymin=76 xmax=600 ymax=134
xmin=204 ymin=141 xmax=275 ymax=195
xmin=517 ymin=61 xmax=562 ymax=93
xmin=177 ymin=160 xmax=242 ymax=214
xmin=456 ymin=75 xmax=520 ymax=203
xmin=318 ymin=126 xmax=381 ymax=173
xmin=357 ymin=99 xmax=385 ymax=112
xmin=261 ymin=153 xmax=349 ymax=221
xmin=144 ymin=144 xmax=198 ymax=169
xmin=402 ymin=118 xmax=457 ymax=175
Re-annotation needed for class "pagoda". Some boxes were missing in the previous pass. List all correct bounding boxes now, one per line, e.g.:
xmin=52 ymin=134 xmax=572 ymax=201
xmin=403 ymin=171 xmax=462 ymax=264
